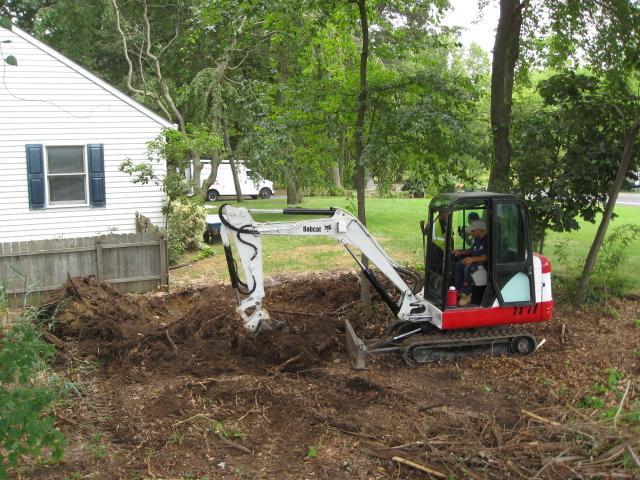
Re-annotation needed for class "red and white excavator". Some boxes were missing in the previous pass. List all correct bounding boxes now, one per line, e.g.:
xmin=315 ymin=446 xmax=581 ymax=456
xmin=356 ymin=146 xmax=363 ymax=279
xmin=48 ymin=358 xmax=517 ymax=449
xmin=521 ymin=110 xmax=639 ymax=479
xmin=219 ymin=192 xmax=553 ymax=368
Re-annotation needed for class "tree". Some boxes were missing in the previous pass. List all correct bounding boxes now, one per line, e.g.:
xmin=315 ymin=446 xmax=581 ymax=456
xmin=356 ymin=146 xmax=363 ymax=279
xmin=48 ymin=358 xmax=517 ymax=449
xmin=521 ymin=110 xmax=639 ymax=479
xmin=539 ymin=0 xmax=640 ymax=303
xmin=511 ymin=72 xmax=639 ymax=256
xmin=488 ymin=0 xmax=527 ymax=192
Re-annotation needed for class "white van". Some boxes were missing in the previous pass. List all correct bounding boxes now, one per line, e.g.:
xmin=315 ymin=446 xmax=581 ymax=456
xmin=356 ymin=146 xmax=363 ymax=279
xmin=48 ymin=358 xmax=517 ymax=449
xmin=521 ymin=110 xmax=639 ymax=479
xmin=199 ymin=160 xmax=274 ymax=201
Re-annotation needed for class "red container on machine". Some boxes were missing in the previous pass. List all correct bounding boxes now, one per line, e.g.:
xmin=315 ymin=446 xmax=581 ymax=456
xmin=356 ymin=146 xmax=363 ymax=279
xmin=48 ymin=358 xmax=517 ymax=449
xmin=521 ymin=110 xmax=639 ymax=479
xmin=447 ymin=286 xmax=457 ymax=306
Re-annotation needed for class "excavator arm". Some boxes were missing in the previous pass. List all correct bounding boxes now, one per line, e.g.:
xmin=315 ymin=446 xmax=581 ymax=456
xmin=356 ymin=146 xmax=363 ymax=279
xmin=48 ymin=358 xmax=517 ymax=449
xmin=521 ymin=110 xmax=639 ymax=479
xmin=219 ymin=204 xmax=442 ymax=334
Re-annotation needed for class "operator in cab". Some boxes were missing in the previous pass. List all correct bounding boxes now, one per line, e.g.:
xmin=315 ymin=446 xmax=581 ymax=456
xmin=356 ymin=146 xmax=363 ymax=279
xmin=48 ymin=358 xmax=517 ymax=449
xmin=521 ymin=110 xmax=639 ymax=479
xmin=451 ymin=220 xmax=488 ymax=306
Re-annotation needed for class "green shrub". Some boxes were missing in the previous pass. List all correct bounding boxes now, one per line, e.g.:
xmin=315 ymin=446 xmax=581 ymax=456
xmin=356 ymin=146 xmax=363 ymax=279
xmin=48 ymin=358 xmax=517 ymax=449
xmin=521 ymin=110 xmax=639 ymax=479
xmin=552 ymin=224 xmax=640 ymax=302
xmin=0 ymin=316 xmax=66 ymax=478
xmin=189 ymin=245 xmax=215 ymax=262
xmin=167 ymin=197 xmax=207 ymax=265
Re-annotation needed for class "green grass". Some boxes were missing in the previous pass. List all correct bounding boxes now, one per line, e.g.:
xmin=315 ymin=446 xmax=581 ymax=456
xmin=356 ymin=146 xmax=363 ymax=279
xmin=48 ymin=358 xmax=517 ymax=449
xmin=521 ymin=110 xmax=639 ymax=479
xmin=195 ymin=196 xmax=640 ymax=296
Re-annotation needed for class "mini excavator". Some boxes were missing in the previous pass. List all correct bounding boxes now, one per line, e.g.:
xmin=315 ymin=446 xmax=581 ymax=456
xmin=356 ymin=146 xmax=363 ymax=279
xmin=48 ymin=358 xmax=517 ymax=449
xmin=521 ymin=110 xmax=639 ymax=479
xmin=219 ymin=192 xmax=553 ymax=368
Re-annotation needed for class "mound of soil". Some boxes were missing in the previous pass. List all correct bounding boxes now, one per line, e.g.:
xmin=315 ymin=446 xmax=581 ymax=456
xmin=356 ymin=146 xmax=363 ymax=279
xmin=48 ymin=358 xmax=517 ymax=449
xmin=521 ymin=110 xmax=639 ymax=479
xmin=48 ymin=272 xmax=372 ymax=374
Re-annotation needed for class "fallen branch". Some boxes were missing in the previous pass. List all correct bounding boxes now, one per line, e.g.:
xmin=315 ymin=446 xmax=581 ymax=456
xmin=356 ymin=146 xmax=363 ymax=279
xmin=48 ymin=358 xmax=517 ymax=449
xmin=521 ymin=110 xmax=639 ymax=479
xmin=269 ymin=308 xmax=333 ymax=318
xmin=360 ymin=443 xmax=447 ymax=478
xmin=41 ymin=329 xmax=65 ymax=349
xmin=391 ymin=455 xmax=447 ymax=478
xmin=613 ymin=380 xmax=631 ymax=429
xmin=216 ymin=431 xmax=251 ymax=454
xmin=271 ymin=354 xmax=302 ymax=373
xmin=169 ymin=262 xmax=194 ymax=271
xmin=172 ymin=413 xmax=214 ymax=426
xmin=164 ymin=328 xmax=178 ymax=353
xmin=521 ymin=409 xmax=561 ymax=426
xmin=627 ymin=446 xmax=640 ymax=469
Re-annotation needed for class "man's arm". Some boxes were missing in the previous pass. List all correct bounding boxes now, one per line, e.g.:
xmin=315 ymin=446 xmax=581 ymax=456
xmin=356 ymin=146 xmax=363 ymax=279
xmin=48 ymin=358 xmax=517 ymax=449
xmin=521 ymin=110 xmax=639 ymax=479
xmin=462 ymin=254 xmax=488 ymax=266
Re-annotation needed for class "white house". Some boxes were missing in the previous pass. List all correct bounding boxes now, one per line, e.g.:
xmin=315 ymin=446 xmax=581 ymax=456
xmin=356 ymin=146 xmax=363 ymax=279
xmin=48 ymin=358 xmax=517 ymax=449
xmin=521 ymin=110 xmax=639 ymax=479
xmin=0 ymin=24 xmax=171 ymax=242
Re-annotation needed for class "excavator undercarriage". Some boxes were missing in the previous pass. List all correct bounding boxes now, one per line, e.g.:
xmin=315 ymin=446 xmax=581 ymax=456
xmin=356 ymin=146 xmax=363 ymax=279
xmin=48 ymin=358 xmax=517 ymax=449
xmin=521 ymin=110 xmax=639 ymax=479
xmin=345 ymin=320 xmax=537 ymax=368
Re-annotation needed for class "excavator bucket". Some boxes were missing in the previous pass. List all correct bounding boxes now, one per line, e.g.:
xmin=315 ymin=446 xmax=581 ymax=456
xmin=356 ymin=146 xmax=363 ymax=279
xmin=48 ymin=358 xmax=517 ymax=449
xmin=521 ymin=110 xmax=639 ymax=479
xmin=345 ymin=319 xmax=368 ymax=369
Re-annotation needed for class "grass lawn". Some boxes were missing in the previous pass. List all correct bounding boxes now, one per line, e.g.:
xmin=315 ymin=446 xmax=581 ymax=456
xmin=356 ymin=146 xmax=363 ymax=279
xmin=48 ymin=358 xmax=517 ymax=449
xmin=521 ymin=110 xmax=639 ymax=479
xmin=172 ymin=196 xmax=640 ymax=297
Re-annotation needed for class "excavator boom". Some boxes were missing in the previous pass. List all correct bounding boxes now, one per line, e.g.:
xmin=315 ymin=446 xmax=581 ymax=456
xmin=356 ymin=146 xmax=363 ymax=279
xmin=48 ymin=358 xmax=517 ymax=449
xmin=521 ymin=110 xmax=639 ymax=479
xmin=219 ymin=204 xmax=440 ymax=333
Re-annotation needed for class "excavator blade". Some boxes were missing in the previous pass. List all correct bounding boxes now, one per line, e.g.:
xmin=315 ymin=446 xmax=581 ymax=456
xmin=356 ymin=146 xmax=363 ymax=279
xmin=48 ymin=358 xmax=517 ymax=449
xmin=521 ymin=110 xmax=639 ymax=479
xmin=345 ymin=319 xmax=368 ymax=369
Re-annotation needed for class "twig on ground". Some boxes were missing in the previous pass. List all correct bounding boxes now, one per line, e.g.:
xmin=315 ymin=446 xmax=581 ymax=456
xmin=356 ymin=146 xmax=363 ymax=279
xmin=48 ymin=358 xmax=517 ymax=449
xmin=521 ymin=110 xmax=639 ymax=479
xmin=613 ymin=380 xmax=631 ymax=429
xmin=521 ymin=409 xmax=561 ymax=426
xmin=215 ymin=431 xmax=251 ymax=454
xmin=146 ymin=457 xmax=156 ymax=478
xmin=41 ymin=329 xmax=65 ymax=349
xmin=269 ymin=308 xmax=334 ymax=318
xmin=626 ymin=445 xmax=640 ymax=468
xmin=391 ymin=455 xmax=447 ymax=478
xmin=169 ymin=262 xmax=194 ymax=270
xmin=271 ymin=354 xmax=302 ymax=373
xmin=164 ymin=328 xmax=178 ymax=352
xmin=172 ymin=413 xmax=214 ymax=426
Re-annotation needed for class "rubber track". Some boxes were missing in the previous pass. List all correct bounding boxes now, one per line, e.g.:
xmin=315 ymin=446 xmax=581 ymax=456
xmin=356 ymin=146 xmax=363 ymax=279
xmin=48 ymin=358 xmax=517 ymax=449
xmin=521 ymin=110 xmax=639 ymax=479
xmin=394 ymin=326 xmax=536 ymax=365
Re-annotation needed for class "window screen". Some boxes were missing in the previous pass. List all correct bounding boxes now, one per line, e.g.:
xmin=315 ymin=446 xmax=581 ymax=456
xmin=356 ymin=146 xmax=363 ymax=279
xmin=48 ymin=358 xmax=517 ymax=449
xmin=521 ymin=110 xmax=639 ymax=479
xmin=47 ymin=146 xmax=86 ymax=204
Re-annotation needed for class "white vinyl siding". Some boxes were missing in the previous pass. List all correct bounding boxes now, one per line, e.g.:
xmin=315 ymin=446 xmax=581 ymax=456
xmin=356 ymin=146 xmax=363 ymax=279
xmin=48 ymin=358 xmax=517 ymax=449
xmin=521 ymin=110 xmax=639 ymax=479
xmin=0 ymin=26 xmax=172 ymax=241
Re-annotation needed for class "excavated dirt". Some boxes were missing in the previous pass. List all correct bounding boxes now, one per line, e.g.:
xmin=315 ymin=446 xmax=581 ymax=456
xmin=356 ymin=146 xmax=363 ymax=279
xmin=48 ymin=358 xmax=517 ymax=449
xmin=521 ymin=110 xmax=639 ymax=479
xmin=20 ymin=273 xmax=640 ymax=479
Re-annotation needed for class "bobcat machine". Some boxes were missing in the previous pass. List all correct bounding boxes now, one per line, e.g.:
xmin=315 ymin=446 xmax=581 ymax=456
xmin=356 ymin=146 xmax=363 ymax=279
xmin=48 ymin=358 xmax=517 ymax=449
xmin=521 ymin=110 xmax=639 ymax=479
xmin=219 ymin=192 xmax=553 ymax=368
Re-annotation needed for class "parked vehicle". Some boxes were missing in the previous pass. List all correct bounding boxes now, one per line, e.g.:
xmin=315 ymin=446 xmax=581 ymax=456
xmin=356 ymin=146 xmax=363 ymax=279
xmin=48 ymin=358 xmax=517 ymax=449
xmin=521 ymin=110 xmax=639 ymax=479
xmin=626 ymin=171 xmax=640 ymax=192
xmin=200 ymin=161 xmax=274 ymax=201
xmin=203 ymin=214 xmax=221 ymax=244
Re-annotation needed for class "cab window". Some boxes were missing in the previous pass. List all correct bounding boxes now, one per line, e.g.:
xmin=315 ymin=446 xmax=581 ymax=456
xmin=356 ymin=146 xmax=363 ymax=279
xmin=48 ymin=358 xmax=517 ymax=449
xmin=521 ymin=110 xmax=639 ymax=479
xmin=495 ymin=203 xmax=527 ymax=263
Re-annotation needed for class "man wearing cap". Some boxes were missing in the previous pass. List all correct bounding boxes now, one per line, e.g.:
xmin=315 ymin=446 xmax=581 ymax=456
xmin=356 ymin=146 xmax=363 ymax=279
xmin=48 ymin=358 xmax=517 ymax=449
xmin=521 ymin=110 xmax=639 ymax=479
xmin=451 ymin=220 xmax=488 ymax=306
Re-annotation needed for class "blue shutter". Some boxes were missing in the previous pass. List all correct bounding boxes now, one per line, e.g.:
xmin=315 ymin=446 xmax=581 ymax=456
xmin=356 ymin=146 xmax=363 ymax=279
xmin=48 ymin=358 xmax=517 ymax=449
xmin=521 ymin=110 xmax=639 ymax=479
xmin=87 ymin=144 xmax=106 ymax=207
xmin=25 ymin=144 xmax=45 ymax=209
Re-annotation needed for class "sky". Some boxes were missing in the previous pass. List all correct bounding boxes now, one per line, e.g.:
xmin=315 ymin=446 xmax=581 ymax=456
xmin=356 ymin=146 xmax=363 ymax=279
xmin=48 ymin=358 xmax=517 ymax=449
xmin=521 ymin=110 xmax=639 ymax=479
xmin=443 ymin=0 xmax=500 ymax=54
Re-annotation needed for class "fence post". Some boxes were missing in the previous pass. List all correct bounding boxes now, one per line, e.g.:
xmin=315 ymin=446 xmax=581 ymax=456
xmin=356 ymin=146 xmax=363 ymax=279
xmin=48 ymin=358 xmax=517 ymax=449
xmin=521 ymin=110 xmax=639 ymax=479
xmin=159 ymin=232 xmax=168 ymax=289
xmin=95 ymin=238 xmax=103 ymax=281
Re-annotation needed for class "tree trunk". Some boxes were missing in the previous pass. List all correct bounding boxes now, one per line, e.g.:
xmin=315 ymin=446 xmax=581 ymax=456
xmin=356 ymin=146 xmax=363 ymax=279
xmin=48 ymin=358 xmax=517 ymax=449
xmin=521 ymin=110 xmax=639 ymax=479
xmin=192 ymin=155 xmax=203 ymax=198
xmin=355 ymin=0 xmax=368 ymax=226
xmin=488 ymin=0 xmax=525 ymax=192
xmin=229 ymin=159 xmax=243 ymax=203
xmin=331 ymin=164 xmax=342 ymax=190
xmin=354 ymin=0 xmax=371 ymax=308
xmin=573 ymin=116 xmax=640 ymax=304
xmin=201 ymin=157 xmax=221 ymax=201
xmin=222 ymin=119 xmax=243 ymax=203
xmin=286 ymin=172 xmax=303 ymax=205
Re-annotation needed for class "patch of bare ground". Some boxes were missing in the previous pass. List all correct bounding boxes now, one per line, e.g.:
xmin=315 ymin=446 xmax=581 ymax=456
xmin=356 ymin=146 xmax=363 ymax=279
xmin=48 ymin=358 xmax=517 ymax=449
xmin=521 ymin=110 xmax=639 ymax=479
xmin=18 ymin=273 xmax=640 ymax=479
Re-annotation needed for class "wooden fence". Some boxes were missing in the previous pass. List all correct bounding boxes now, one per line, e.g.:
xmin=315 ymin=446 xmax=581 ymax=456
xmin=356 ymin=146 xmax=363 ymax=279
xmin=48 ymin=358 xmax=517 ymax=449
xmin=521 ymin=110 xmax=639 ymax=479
xmin=0 ymin=231 xmax=168 ymax=303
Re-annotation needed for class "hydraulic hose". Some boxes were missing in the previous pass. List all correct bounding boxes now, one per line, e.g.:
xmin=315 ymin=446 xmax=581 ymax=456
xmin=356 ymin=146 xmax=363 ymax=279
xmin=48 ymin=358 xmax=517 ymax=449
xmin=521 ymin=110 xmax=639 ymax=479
xmin=218 ymin=204 xmax=258 ymax=294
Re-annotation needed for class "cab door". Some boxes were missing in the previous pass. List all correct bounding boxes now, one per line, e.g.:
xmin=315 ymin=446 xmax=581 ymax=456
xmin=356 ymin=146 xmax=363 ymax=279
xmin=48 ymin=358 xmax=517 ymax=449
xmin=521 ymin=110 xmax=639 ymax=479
xmin=491 ymin=200 xmax=535 ymax=306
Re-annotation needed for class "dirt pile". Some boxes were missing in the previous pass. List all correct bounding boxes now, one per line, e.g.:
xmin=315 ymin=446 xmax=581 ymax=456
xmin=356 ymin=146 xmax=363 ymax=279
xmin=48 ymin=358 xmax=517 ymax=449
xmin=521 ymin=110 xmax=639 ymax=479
xmin=48 ymin=272 xmax=378 ymax=374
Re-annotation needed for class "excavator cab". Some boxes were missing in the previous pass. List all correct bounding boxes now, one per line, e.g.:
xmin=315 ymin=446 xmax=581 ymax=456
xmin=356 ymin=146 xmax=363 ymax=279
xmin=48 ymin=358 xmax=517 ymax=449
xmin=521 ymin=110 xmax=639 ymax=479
xmin=423 ymin=192 xmax=536 ymax=311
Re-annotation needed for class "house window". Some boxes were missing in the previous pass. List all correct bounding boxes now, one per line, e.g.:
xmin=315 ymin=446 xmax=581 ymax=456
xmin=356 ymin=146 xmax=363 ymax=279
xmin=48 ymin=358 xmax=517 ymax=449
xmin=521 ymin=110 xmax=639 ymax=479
xmin=46 ymin=146 xmax=87 ymax=204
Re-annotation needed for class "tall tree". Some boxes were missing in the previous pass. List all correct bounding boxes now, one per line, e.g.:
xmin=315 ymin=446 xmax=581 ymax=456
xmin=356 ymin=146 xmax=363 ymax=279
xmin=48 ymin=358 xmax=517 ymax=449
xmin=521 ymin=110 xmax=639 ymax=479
xmin=353 ymin=0 xmax=369 ymax=225
xmin=488 ymin=0 xmax=526 ymax=192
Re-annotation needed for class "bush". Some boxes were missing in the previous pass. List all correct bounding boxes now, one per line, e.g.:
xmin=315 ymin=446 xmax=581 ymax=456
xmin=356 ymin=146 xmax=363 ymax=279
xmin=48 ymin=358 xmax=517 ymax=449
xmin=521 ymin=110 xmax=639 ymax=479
xmin=167 ymin=198 xmax=206 ymax=265
xmin=0 ymin=313 xmax=66 ymax=478
xmin=552 ymin=224 xmax=640 ymax=302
